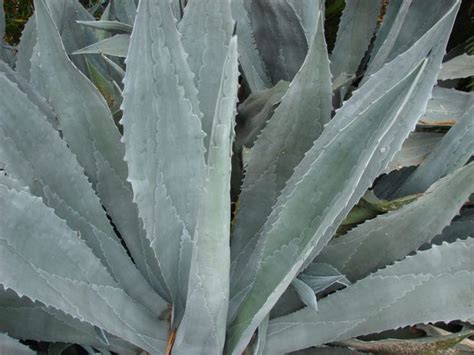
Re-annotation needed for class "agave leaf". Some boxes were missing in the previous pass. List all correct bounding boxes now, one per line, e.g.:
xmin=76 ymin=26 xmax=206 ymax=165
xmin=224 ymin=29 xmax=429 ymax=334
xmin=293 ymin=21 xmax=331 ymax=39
xmin=230 ymin=11 xmax=332 ymax=298
xmin=272 ymin=263 xmax=349 ymax=321
xmin=174 ymin=37 xmax=239 ymax=355
xmin=366 ymin=0 xmax=456 ymax=78
xmin=0 ymin=184 xmax=168 ymax=353
xmin=365 ymin=0 xmax=413 ymax=78
xmin=77 ymin=20 xmax=133 ymax=33
xmin=330 ymin=0 xmax=382 ymax=79
xmin=101 ymin=54 xmax=125 ymax=79
xmin=438 ymin=54 xmax=474 ymax=80
xmin=15 ymin=15 xmax=37 ymax=80
xmin=253 ymin=315 xmax=269 ymax=355
xmin=230 ymin=0 xmax=271 ymax=91
xmin=291 ymin=279 xmax=318 ymax=312
xmin=286 ymin=0 xmax=322 ymax=44
xmin=299 ymin=263 xmax=350 ymax=293
xmin=46 ymin=0 xmax=106 ymax=74
xmin=30 ymin=0 xmax=164 ymax=307
xmin=0 ymin=0 xmax=4 ymax=43
xmin=0 ymin=72 xmax=166 ymax=315
xmin=265 ymin=238 xmax=474 ymax=354
xmin=317 ymin=163 xmax=474 ymax=282
xmin=108 ymin=0 xmax=137 ymax=26
xmin=0 ymin=288 xmax=138 ymax=354
xmin=289 ymin=347 xmax=359 ymax=355
xmin=396 ymin=101 xmax=474 ymax=196
xmin=419 ymin=87 xmax=473 ymax=127
xmin=0 ymin=179 xmax=115 ymax=286
xmin=429 ymin=209 xmax=474 ymax=247
xmin=235 ymin=80 xmax=289 ymax=150
xmin=15 ymin=0 xmax=115 ymax=81
xmin=335 ymin=330 xmax=474 ymax=354
xmin=121 ymin=0 xmax=206 ymax=324
xmin=227 ymin=2 xmax=460 ymax=351
xmin=0 ymin=60 xmax=59 ymax=131
xmin=179 ymin=0 xmax=234 ymax=154
xmin=0 ymin=333 xmax=34 ymax=355
xmin=249 ymin=0 xmax=308 ymax=83
xmin=385 ymin=132 xmax=443 ymax=172
xmin=72 ymin=34 xmax=130 ymax=57
xmin=84 ymin=58 xmax=122 ymax=114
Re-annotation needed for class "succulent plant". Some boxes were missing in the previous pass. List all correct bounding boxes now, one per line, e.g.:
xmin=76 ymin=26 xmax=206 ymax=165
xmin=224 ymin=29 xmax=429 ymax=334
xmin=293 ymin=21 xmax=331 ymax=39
xmin=0 ymin=0 xmax=473 ymax=354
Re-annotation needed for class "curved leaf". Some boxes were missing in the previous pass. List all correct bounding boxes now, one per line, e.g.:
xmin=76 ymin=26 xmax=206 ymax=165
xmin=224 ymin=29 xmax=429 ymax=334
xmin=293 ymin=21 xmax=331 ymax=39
xmin=0 ymin=184 xmax=168 ymax=354
xmin=265 ymin=238 xmax=474 ymax=354
xmin=0 ymin=72 xmax=165 ymax=316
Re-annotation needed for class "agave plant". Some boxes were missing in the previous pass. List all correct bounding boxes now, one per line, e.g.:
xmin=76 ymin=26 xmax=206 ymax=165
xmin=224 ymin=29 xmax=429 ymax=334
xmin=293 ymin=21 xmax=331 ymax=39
xmin=0 ymin=0 xmax=473 ymax=354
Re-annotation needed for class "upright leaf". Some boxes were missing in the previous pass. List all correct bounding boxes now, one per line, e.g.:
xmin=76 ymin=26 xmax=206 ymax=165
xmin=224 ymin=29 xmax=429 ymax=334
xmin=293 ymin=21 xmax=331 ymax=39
xmin=365 ymin=0 xmax=455 ymax=77
xmin=265 ymin=238 xmax=474 ymax=354
xmin=287 ymin=0 xmax=322 ymax=43
xmin=249 ymin=0 xmax=308 ymax=83
xmin=179 ymin=0 xmax=234 ymax=154
xmin=109 ymin=0 xmax=137 ymax=25
xmin=365 ymin=0 xmax=413 ymax=78
xmin=396 ymin=101 xmax=474 ymax=196
xmin=227 ymin=2 xmax=460 ymax=352
xmin=317 ymin=163 xmax=474 ymax=282
xmin=174 ymin=37 xmax=239 ymax=355
xmin=230 ymin=10 xmax=331 ymax=318
xmin=230 ymin=0 xmax=271 ymax=91
xmin=121 ymin=0 xmax=206 ymax=324
xmin=330 ymin=0 xmax=383 ymax=79
xmin=234 ymin=80 xmax=289 ymax=150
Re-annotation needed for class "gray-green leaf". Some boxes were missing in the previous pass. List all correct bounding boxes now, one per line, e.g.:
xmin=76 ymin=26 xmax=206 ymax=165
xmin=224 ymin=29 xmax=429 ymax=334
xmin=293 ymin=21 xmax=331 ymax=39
xmin=265 ymin=238 xmax=474 ymax=354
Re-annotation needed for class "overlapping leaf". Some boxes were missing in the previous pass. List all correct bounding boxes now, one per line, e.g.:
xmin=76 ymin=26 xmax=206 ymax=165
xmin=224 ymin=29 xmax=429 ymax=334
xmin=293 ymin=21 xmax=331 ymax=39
xmin=121 ymin=0 xmax=206 ymax=324
xmin=330 ymin=0 xmax=382 ymax=79
xmin=396 ymin=101 xmax=474 ymax=196
xmin=0 ymin=183 xmax=168 ymax=354
xmin=230 ymin=0 xmax=270 ymax=91
xmin=179 ymin=0 xmax=234 ymax=154
xmin=0 ymin=71 xmax=165 ymax=316
xmin=227 ymin=2 xmax=460 ymax=352
xmin=249 ymin=0 xmax=308 ymax=83
xmin=317 ymin=163 xmax=474 ymax=282
xmin=174 ymin=37 xmax=239 ymax=355
xmin=230 ymin=12 xmax=332 ymax=310
xmin=265 ymin=238 xmax=474 ymax=354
